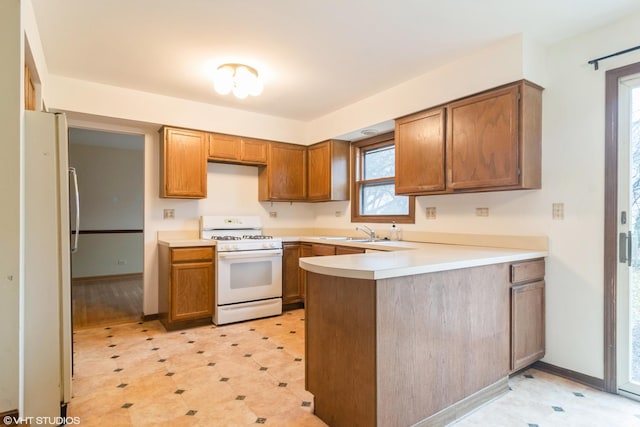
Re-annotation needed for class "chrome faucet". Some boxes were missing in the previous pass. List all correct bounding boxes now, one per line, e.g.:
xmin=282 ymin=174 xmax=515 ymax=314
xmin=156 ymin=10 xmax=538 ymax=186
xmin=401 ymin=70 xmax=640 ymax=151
xmin=355 ymin=225 xmax=376 ymax=241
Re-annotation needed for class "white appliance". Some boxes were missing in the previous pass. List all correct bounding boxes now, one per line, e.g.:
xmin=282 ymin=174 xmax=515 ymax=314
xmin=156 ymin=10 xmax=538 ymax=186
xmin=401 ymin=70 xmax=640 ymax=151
xmin=200 ymin=216 xmax=283 ymax=325
xmin=23 ymin=111 xmax=74 ymax=419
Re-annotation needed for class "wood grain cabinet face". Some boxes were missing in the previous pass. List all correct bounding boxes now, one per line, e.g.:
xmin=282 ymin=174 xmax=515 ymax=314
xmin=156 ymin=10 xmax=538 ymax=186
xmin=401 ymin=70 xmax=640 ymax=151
xmin=393 ymin=80 xmax=542 ymax=196
xmin=240 ymin=137 xmax=268 ymax=164
xmin=283 ymin=243 xmax=305 ymax=305
xmin=159 ymin=127 xmax=207 ymax=199
xmin=158 ymin=246 xmax=214 ymax=329
xmin=208 ymin=133 xmax=241 ymax=162
xmin=259 ymin=142 xmax=307 ymax=201
xmin=510 ymin=259 xmax=545 ymax=372
xmin=208 ymin=133 xmax=268 ymax=165
xmin=307 ymin=140 xmax=350 ymax=202
xmin=447 ymin=81 xmax=542 ymax=192
xmin=335 ymin=246 xmax=366 ymax=255
xmin=395 ymin=107 xmax=446 ymax=194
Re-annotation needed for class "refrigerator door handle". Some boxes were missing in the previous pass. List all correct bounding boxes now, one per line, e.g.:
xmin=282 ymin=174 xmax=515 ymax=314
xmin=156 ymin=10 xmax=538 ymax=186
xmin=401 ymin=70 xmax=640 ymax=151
xmin=69 ymin=167 xmax=80 ymax=253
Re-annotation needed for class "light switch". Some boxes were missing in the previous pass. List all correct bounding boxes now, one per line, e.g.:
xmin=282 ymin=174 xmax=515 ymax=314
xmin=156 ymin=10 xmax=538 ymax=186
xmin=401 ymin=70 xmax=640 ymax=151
xmin=269 ymin=211 xmax=278 ymax=218
xmin=475 ymin=207 xmax=489 ymax=217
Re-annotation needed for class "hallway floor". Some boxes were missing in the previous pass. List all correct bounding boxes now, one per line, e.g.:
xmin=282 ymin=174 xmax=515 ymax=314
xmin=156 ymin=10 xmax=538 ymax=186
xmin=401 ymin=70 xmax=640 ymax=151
xmin=68 ymin=309 xmax=640 ymax=426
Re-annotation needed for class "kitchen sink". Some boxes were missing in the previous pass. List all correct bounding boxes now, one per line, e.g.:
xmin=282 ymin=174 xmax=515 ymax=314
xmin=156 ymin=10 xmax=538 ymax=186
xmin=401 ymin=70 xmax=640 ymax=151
xmin=318 ymin=236 xmax=382 ymax=242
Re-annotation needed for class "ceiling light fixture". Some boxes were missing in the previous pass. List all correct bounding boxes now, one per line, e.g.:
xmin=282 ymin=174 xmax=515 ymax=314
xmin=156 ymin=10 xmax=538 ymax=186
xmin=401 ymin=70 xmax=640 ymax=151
xmin=213 ymin=63 xmax=263 ymax=99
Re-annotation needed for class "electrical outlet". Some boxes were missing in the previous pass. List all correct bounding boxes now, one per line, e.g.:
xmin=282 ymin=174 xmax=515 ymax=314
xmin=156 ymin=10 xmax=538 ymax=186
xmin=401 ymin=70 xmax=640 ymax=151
xmin=552 ymin=202 xmax=564 ymax=220
xmin=163 ymin=208 xmax=175 ymax=219
xmin=425 ymin=207 xmax=437 ymax=220
xmin=269 ymin=211 xmax=278 ymax=218
xmin=335 ymin=211 xmax=342 ymax=217
xmin=475 ymin=207 xmax=489 ymax=217
xmin=117 ymin=259 xmax=127 ymax=265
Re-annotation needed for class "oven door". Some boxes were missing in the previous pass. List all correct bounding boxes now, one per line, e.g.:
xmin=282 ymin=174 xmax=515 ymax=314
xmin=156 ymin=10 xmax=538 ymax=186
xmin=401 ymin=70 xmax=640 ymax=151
xmin=217 ymin=248 xmax=283 ymax=305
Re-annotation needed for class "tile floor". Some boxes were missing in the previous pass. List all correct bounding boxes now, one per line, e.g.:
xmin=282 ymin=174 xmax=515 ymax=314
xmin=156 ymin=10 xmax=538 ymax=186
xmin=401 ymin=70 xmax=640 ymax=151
xmin=69 ymin=309 xmax=640 ymax=426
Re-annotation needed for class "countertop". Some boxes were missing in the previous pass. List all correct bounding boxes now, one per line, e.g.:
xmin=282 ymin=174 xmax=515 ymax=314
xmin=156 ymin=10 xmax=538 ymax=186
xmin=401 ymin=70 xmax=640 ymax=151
xmin=298 ymin=241 xmax=547 ymax=280
xmin=157 ymin=233 xmax=547 ymax=280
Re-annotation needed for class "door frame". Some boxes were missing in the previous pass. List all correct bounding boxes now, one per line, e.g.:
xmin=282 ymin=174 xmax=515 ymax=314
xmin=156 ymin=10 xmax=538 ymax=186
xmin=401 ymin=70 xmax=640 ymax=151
xmin=604 ymin=61 xmax=640 ymax=393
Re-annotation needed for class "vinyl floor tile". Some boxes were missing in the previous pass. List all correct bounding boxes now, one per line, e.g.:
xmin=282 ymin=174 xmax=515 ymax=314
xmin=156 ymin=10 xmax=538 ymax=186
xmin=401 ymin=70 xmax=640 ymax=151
xmin=70 ymin=309 xmax=639 ymax=426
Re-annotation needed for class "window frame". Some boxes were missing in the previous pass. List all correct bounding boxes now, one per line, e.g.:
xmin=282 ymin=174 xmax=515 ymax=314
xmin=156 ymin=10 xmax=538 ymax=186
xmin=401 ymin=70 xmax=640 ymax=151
xmin=350 ymin=132 xmax=415 ymax=224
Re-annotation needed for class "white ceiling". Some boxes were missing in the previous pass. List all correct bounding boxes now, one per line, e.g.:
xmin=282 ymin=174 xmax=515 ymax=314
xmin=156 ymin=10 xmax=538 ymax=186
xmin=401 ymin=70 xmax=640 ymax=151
xmin=30 ymin=0 xmax=640 ymax=122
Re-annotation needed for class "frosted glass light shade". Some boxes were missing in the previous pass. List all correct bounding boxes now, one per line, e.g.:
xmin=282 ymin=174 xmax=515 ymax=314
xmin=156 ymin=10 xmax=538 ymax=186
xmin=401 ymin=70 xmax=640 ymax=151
xmin=213 ymin=63 xmax=263 ymax=99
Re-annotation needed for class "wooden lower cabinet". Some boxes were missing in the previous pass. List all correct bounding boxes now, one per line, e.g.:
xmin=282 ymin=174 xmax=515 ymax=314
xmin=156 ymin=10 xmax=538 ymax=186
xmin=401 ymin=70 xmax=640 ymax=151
xmin=158 ymin=246 xmax=215 ymax=330
xmin=283 ymin=243 xmax=305 ymax=305
xmin=510 ymin=259 xmax=545 ymax=372
xmin=335 ymin=246 xmax=365 ymax=255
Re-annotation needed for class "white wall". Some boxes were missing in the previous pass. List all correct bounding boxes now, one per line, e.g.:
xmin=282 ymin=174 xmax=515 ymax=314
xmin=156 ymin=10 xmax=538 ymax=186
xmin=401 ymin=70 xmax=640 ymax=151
xmin=0 ymin=0 xmax=22 ymax=414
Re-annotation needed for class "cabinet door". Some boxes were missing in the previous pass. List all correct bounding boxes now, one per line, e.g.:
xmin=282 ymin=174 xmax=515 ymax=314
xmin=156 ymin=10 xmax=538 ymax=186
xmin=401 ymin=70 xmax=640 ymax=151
xmin=283 ymin=243 xmax=304 ymax=304
xmin=300 ymin=244 xmax=312 ymax=301
xmin=447 ymin=85 xmax=520 ymax=190
xmin=511 ymin=280 xmax=545 ymax=371
xmin=170 ymin=261 xmax=214 ymax=322
xmin=259 ymin=142 xmax=307 ymax=201
xmin=241 ymin=137 xmax=268 ymax=164
xmin=209 ymin=133 xmax=240 ymax=162
xmin=308 ymin=140 xmax=349 ymax=201
xmin=395 ymin=107 xmax=446 ymax=194
xmin=160 ymin=127 xmax=207 ymax=198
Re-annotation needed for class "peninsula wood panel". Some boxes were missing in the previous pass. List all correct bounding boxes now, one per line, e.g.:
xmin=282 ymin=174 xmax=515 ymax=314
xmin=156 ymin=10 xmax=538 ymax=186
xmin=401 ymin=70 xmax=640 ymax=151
xmin=376 ymin=263 xmax=511 ymax=426
xmin=305 ymin=272 xmax=376 ymax=427
xmin=395 ymin=107 xmax=446 ymax=194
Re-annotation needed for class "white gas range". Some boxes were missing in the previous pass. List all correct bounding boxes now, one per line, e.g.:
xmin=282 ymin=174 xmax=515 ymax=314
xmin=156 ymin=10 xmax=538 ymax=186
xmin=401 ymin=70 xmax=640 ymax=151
xmin=200 ymin=216 xmax=283 ymax=325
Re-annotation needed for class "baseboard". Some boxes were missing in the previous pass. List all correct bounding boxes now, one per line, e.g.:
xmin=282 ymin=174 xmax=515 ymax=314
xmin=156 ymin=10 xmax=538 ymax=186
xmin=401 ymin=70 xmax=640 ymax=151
xmin=414 ymin=377 xmax=509 ymax=427
xmin=532 ymin=361 xmax=605 ymax=391
xmin=72 ymin=273 xmax=143 ymax=282
xmin=0 ymin=409 xmax=19 ymax=426
xmin=143 ymin=313 xmax=160 ymax=322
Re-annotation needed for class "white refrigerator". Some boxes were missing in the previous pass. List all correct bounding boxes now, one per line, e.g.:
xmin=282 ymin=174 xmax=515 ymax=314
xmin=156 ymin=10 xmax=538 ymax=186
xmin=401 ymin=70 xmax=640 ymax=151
xmin=23 ymin=111 xmax=73 ymax=419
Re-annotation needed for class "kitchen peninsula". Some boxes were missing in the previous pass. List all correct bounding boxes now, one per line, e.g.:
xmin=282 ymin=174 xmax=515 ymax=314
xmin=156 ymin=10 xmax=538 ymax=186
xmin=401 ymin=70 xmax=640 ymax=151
xmin=299 ymin=241 xmax=547 ymax=427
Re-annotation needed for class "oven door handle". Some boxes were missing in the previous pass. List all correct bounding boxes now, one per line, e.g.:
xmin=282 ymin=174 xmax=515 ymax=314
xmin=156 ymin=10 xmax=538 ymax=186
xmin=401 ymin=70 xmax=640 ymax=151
xmin=218 ymin=249 xmax=283 ymax=259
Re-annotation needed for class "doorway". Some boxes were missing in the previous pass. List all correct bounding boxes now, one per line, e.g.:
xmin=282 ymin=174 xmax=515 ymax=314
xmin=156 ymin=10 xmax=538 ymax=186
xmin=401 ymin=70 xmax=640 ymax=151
xmin=68 ymin=128 xmax=144 ymax=329
xmin=616 ymin=73 xmax=640 ymax=398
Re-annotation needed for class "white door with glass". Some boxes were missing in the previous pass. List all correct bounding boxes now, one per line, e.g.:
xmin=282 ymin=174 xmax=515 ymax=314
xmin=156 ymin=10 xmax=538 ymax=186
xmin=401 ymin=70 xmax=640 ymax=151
xmin=617 ymin=73 xmax=640 ymax=398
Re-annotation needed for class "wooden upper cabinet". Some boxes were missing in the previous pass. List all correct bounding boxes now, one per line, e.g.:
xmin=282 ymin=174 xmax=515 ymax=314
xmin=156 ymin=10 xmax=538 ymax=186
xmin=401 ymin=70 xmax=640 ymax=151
xmin=159 ymin=126 xmax=207 ymax=199
xmin=446 ymin=80 xmax=542 ymax=191
xmin=307 ymin=140 xmax=350 ymax=202
xmin=259 ymin=142 xmax=307 ymax=201
xmin=241 ymin=137 xmax=268 ymax=164
xmin=393 ymin=80 xmax=542 ymax=196
xmin=208 ymin=133 xmax=268 ymax=165
xmin=395 ymin=107 xmax=446 ymax=194
xmin=209 ymin=133 xmax=240 ymax=162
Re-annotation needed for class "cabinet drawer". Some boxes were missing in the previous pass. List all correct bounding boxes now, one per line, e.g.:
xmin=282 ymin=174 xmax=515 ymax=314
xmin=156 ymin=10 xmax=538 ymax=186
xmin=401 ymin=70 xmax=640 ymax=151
xmin=171 ymin=247 xmax=214 ymax=263
xmin=510 ymin=259 xmax=545 ymax=284
xmin=311 ymin=243 xmax=336 ymax=256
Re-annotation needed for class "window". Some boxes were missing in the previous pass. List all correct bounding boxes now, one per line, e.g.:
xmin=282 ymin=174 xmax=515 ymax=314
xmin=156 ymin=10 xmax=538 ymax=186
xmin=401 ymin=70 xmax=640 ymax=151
xmin=351 ymin=132 xmax=415 ymax=223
